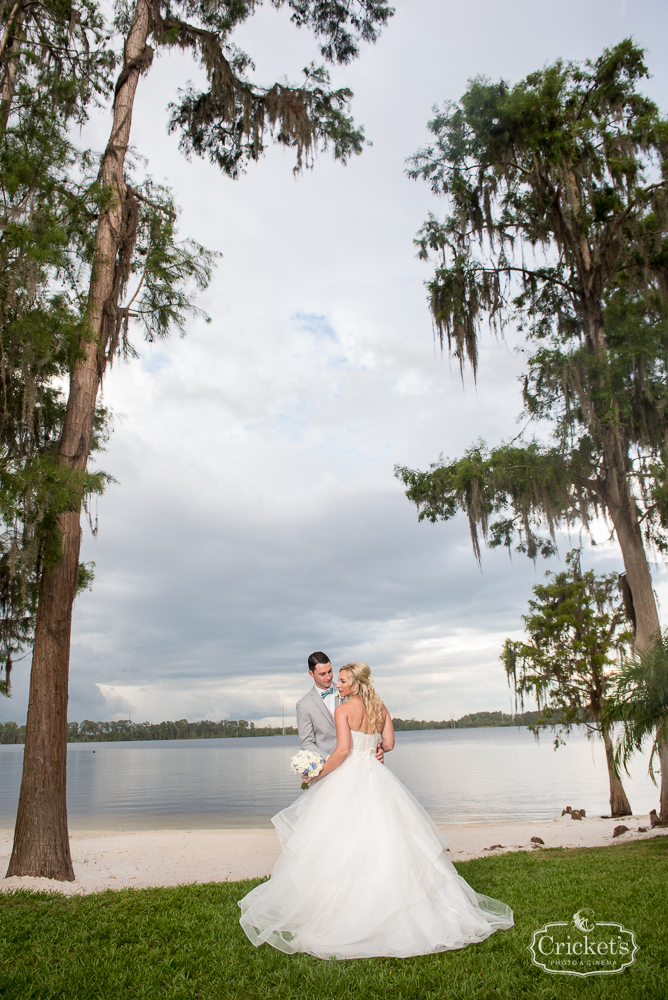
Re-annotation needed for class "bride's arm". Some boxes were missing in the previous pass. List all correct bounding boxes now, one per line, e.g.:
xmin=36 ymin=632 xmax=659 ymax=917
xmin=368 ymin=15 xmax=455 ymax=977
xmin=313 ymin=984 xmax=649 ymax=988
xmin=314 ymin=707 xmax=351 ymax=780
xmin=380 ymin=706 xmax=395 ymax=752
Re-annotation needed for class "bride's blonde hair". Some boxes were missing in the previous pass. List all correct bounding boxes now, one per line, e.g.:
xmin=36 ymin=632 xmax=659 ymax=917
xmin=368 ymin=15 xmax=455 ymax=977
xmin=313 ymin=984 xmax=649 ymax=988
xmin=340 ymin=662 xmax=384 ymax=734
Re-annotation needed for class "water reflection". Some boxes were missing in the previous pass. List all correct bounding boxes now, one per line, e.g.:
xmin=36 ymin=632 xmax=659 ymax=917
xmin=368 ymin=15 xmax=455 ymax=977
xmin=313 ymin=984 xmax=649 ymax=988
xmin=0 ymin=727 xmax=656 ymax=829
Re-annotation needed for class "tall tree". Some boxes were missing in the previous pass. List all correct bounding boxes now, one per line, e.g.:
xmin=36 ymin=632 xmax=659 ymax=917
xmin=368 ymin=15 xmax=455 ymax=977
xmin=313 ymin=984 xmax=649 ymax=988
xmin=396 ymin=40 xmax=668 ymax=652
xmin=8 ymin=0 xmax=393 ymax=880
xmin=502 ymin=550 xmax=633 ymax=817
xmin=1 ymin=1 xmax=215 ymax=880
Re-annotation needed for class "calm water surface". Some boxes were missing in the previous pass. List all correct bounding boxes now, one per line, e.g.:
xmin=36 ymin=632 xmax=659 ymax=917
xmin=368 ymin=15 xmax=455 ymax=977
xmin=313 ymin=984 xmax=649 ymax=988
xmin=0 ymin=727 xmax=657 ymax=829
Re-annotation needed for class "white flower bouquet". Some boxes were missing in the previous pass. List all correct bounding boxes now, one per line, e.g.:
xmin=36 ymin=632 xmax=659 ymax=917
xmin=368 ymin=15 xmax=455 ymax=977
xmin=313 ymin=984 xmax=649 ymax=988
xmin=290 ymin=749 xmax=324 ymax=790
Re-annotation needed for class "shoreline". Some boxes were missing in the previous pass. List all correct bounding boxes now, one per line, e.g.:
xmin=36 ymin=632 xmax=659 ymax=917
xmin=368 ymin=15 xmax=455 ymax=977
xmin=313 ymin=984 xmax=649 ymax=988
xmin=1 ymin=814 xmax=666 ymax=896
xmin=0 ymin=812 xmax=621 ymax=832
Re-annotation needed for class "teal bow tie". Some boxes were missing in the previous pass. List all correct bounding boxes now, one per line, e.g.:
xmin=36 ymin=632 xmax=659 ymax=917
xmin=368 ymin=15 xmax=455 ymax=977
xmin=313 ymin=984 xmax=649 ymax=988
xmin=320 ymin=685 xmax=335 ymax=698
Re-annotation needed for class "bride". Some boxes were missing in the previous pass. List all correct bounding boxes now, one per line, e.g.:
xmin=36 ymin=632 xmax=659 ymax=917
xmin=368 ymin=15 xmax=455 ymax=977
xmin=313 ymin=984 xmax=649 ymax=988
xmin=238 ymin=662 xmax=513 ymax=959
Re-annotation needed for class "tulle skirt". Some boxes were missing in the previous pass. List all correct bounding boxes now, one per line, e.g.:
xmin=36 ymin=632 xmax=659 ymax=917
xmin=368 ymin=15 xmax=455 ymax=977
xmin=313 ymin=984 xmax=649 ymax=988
xmin=238 ymin=750 xmax=513 ymax=959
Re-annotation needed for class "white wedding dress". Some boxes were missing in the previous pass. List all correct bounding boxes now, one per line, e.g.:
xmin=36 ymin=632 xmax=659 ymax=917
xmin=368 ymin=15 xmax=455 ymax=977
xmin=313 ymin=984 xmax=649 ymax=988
xmin=238 ymin=730 xmax=513 ymax=959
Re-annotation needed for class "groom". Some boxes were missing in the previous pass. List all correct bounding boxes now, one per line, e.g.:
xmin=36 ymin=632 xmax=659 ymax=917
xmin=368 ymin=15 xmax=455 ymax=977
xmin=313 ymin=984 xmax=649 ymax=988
xmin=296 ymin=651 xmax=383 ymax=761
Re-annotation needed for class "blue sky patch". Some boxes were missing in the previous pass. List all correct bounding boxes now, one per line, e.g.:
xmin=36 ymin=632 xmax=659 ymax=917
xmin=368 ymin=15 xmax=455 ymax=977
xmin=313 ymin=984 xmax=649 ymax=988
xmin=293 ymin=312 xmax=338 ymax=341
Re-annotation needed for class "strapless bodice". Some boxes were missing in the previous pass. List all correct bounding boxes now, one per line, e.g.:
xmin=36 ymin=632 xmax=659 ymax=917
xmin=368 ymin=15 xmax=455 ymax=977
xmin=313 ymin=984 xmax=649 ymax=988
xmin=350 ymin=730 xmax=380 ymax=756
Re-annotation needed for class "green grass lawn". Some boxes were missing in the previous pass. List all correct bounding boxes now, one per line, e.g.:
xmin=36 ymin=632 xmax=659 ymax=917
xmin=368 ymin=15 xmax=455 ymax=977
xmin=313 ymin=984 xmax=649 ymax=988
xmin=1 ymin=838 xmax=666 ymax=999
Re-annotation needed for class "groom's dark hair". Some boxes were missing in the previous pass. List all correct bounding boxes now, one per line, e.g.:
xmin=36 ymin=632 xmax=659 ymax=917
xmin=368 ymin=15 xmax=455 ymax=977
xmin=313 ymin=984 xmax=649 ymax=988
xmin=308 ymin=651 xmax=331 ymax=672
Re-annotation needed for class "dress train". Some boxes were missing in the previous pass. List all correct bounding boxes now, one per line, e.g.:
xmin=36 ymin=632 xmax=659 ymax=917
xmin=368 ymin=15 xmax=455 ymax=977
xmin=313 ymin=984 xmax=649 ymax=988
xmin=238 ymin=730 xmax=513 ymax=959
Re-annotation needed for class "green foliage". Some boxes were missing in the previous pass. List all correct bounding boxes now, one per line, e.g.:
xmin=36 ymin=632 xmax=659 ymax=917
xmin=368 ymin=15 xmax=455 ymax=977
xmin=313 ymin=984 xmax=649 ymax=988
xmin=0 ymin=718 xmax=23 ymax=738
xmin=0 ymin=714 xmax=547 ymax=740
xmin=283 ymin=1 xmax=393 ymax=65
xmin=0 ymin=1 xmax=116 ymax=689
xmin=64 ymin=718 xmax=298 ymax=741
xmin=603 ymin=628 xmax=668 ymax=783
xmin=0 ymin=840 xmax=665 ymax=999
xmin=397 ymin=441 xmax=595 ymax=562
xmin=169 ymin=63 xmax=366 ymax=176
xmin=0 ymin=0 xmax=115 ymax=132
xmin=409 ymin=39 xmax=668 ymax=371
xmin=501 ymin=550 xmax=633 ymax=746
xmin=392 ymin=711 xmax=542 ymax=730
xmin=114 ymin=0 xmax=395 ymax=177
xmin=399 ymin=40 xmax=668 ymax=565
xmin=98 ymin=180 xmax=221 ymax=361
xmin=0 ymin=454 xmax=110 ymax=693
xmin=77 ymin=561 xmax=95 ymax=593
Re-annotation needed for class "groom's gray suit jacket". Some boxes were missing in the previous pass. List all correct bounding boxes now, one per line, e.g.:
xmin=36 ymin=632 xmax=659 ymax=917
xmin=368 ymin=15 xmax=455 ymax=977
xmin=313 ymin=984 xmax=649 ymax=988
xmin=296 ymin=687 xmax=340 ymax=759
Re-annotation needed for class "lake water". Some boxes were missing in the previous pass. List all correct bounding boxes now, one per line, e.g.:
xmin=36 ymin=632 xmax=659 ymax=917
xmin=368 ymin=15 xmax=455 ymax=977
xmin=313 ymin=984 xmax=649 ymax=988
xmin=0 ymin=727 xmax=658 ymax=830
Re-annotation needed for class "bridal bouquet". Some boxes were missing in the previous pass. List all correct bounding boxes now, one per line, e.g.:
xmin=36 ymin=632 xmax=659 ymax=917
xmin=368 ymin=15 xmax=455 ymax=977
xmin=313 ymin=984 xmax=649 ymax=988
xmin=290 ymin=750 xmax=324 ymax=790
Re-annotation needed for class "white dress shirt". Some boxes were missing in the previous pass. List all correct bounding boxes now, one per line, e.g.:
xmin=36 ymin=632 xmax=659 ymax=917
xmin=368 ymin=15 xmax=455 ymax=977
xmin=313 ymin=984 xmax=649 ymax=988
xmin=316 ymin=684 xmax=337 ymax=717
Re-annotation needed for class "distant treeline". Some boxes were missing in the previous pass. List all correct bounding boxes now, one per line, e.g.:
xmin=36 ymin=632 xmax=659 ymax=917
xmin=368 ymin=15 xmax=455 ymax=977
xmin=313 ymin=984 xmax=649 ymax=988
xmin=392 ymin=710 xmax=543 ymax=730
xmin=0 ymin=710 xmax=543 ymax=744
xmin=0 ymin=719 xmax=298 ymax=744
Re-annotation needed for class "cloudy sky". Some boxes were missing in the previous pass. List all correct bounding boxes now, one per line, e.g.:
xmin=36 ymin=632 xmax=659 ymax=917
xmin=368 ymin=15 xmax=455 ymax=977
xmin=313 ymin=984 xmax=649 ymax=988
xmin=4 ymin=0 xmax=668 ymax=727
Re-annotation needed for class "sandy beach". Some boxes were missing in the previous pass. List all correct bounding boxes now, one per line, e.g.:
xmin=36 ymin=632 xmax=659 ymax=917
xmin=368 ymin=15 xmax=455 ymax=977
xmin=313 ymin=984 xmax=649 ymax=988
xmin=1 ymin=813 xmax=665 ymax=895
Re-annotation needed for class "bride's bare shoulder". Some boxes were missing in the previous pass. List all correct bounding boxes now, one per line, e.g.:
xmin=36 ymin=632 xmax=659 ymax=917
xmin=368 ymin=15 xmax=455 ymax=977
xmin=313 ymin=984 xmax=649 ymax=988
xmin=336 ymin=697 xmax=364 ymax=723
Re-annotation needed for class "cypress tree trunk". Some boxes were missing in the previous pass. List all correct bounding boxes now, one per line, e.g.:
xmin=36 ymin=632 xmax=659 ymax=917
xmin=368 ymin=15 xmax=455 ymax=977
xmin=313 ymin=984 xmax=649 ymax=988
xmin=599 ymin=447 xmax=668 ymax=823
xmin=658 ymin=739 xmax=668 ymax=825
xmin=601 ymin=725 xmax=632 ymax=818
xmin=5 ymin=517 xmax=79 ymax=879
xmin=6 ymin=0 xmax=151 ymax=881
xmin=587 ymin=308 xmax=664 ymax=823
xmin=583 ymin=312 xmax=660 ymax=651
xmin=601 ymin=469 xmax=660 ymax=651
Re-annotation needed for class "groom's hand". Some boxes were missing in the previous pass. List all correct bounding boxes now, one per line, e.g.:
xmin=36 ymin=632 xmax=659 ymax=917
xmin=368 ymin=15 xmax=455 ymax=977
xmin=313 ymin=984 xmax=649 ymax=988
xmin=375 ymin=746 xmax=384 ymax=764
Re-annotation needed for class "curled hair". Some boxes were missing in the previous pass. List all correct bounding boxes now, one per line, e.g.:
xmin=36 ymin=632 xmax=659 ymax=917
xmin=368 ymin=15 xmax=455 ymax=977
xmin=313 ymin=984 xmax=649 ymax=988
xmin=340 ymin=662 xmax=384 ymax=734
